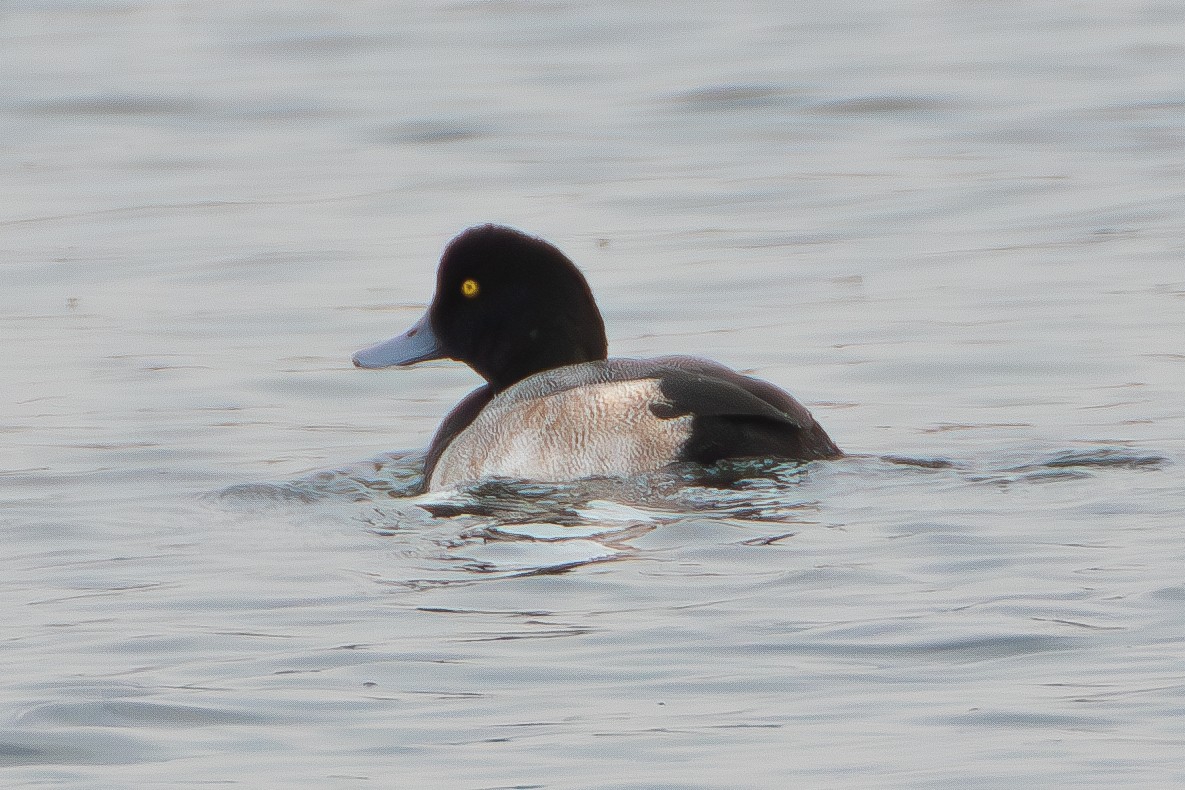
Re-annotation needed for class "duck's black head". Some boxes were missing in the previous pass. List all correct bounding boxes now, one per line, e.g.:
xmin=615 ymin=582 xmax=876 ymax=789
xmin=353 ymin=225 xmax=608 ymax=392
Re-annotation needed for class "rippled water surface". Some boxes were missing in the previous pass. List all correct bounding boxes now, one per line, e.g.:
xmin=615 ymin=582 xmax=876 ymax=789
xmin=4 ymin=1 xmax=1185 ymax=787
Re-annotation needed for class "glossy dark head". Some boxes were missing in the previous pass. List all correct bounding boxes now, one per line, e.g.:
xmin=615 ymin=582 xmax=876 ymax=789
xmin=352 ymin=225 xmax=608 ymax=391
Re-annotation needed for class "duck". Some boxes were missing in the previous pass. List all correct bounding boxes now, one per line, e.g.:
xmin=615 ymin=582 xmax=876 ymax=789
xmin=353 ymin=225 xmax=840 ymax=491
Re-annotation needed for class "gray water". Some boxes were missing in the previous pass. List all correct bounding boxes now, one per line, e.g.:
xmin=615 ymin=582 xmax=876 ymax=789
xmin=4 ymin=1 xmax=1185 ymax=787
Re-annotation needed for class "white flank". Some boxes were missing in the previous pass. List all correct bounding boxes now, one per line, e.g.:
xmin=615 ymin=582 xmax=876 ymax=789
xmin=430 ymin=379 xmax=691 ymax=490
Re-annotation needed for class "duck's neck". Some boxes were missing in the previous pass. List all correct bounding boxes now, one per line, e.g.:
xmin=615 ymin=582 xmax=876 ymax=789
xmin=484 ymin=350 xmax=601 ymax=393
xmin=482 ymin=325 xmax=607 ymax=393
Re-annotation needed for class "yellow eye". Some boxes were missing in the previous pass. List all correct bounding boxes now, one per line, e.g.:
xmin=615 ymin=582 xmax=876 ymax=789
xmin=460 ymin=278 xmax=479 ymax=298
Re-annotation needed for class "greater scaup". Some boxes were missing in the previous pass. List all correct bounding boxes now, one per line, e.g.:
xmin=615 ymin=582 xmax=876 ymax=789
xmin=353 ymin=225 xmax=840 ymax=490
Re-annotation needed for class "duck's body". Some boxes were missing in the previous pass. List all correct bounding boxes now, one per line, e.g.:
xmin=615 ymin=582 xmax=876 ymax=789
xmin=353 ymin=225 xmax=840 ymax=491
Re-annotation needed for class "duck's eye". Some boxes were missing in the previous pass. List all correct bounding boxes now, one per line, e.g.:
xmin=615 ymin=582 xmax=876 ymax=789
xmin=460 ymin=278 xmax=480 ymax=298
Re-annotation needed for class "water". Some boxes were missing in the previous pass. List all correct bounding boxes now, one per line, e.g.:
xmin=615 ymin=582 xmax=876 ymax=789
xmin=3 ymin=1 xmax=1185 ymax=787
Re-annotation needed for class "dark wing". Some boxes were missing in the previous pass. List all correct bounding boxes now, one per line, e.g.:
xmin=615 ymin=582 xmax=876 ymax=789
xmin=648 ymin=359 xmax=841 ymax=464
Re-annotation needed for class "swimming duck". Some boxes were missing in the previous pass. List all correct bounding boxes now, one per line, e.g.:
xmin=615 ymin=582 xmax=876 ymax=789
xmin=353 ymin=225 xmax=840 ymax=490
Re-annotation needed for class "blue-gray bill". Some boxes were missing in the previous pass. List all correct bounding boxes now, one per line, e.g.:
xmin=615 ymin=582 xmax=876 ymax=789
xmin=352 ymin=313 xmax=444 ymax=369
